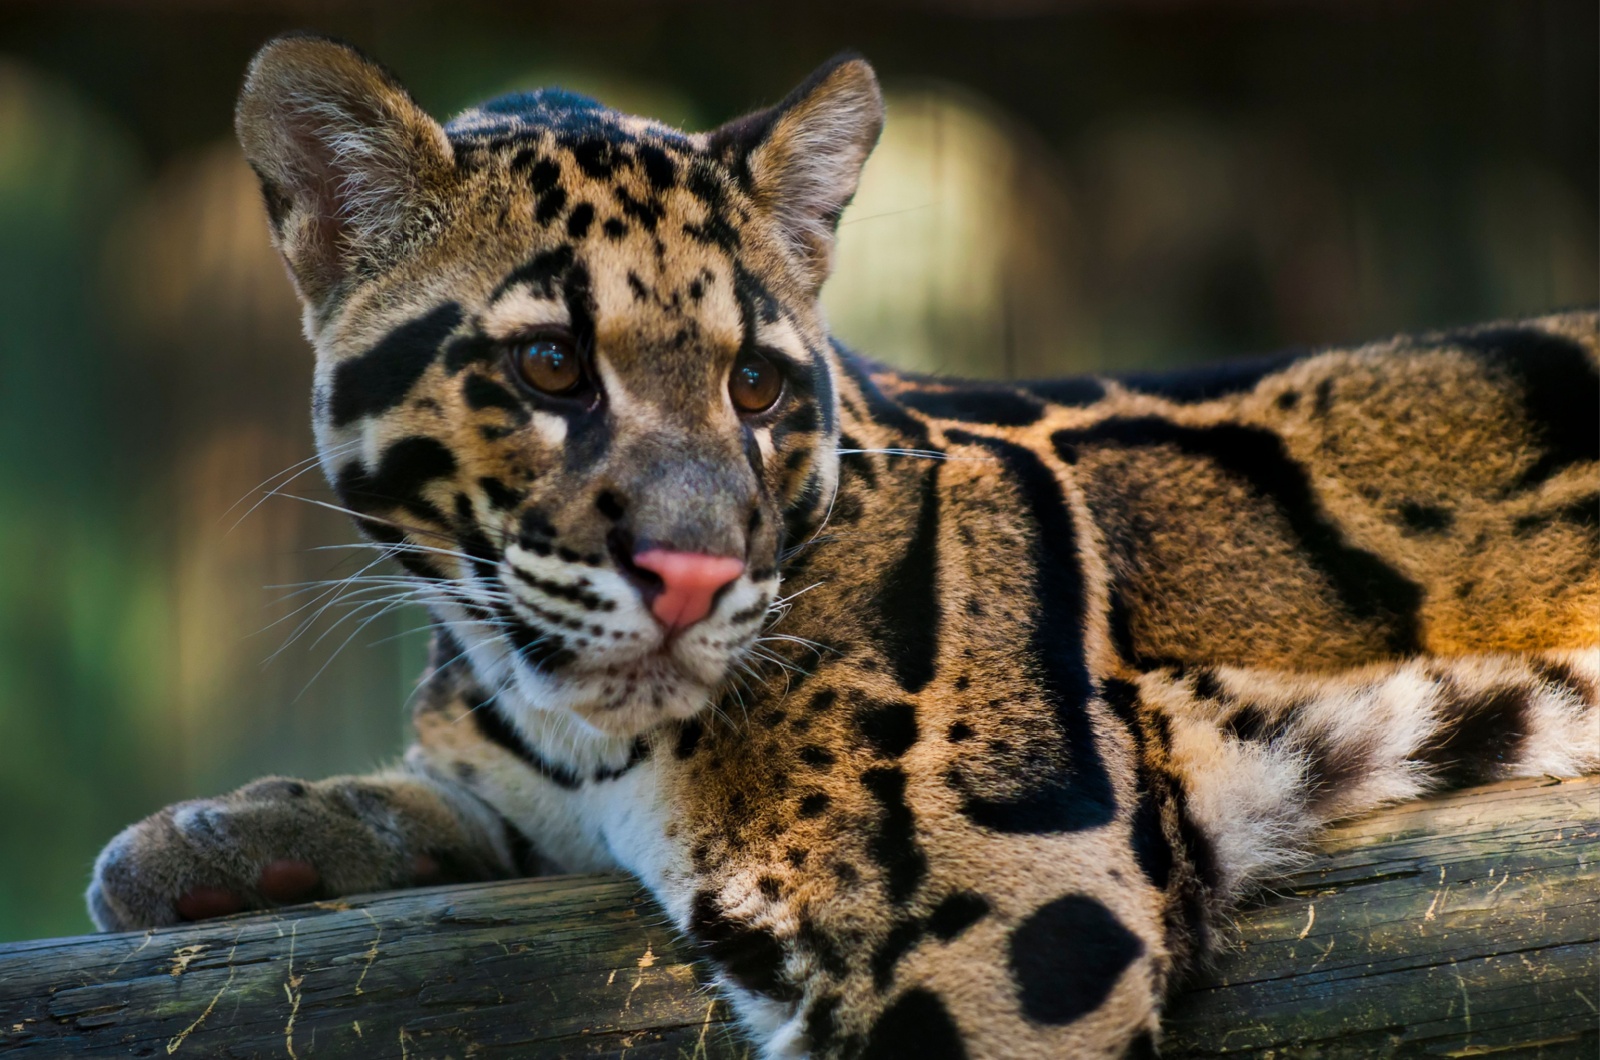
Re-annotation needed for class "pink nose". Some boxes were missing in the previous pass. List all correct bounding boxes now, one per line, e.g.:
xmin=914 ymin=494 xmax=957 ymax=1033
xmin=631 ymin=550 xmax=745 ymax=632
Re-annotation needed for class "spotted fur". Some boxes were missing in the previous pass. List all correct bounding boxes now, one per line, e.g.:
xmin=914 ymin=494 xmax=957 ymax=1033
xmin=89 ymin=35 xmax=1600 ymax=1059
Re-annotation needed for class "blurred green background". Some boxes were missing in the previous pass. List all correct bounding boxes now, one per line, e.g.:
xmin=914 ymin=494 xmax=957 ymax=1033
xmin=0 ymin=0 xmax=1593 ymax=942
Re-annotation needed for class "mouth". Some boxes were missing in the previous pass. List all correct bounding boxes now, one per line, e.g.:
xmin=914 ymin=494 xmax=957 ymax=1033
xmin=494 ymin=604 xmax=746 ymax=725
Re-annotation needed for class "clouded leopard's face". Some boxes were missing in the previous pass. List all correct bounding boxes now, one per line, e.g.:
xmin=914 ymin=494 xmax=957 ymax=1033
xmin=238 ymin=36 xmax=883 ymax=737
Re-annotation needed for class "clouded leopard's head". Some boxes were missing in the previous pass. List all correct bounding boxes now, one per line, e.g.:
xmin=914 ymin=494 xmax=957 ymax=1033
xmin=236 ymin=35 xmax=882 ymax=738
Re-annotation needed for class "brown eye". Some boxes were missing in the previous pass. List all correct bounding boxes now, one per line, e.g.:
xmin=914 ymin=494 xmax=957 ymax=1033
xmin=730 ymin=351 xmax=783 ymax=414
xmin=511 ymin=333 xmax=584 ymax=396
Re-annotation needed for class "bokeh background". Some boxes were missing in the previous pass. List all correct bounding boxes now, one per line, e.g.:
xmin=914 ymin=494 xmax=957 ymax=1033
xmin=0 ymin=0 xmax=1593 ymax=942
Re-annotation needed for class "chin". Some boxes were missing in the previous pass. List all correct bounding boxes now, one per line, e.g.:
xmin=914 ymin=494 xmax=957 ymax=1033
xmin=576 ymin=677 xmax=719 ymax=737
xmin=517 ymin=645 xmax=734 ymax=741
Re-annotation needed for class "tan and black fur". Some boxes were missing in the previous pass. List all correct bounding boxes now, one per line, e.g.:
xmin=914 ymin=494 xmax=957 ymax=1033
xmin=89 ymin=35 xmax=1599 ymax=1059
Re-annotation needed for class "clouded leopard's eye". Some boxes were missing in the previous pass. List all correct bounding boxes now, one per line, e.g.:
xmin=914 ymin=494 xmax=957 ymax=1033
xmin=729 ymin=350 xmax=784 ymax=414
xmin=509 ymin=329 xmax=590 ymax=399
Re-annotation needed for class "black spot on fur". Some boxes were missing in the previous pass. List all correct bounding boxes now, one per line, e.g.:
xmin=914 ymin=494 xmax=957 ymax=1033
xmin=1224 ymin=703 xmax=1291 ymax=744
xmin=1398 ymin=501 xmax=1454 ymax=533
xmin=518 ymin=509 xmax=557 ymax=547
xmin=471 ymin=700 xmax=582 ymax=789
xmin=948 ymin=721 xmax=974 ymax=743
xmin=897 ymin=385 xmax=1045 ymax=427
xmin=1276 ymin=390 xmax=1300 ymax=411
xmin=502 ymin=611 xmax=573 ymax=671
xmin=862 ymin=988 xmax=968 ymax=1060
xmin=1128 ymin=785 xmax=1171 ymax=892
xmin=682 ymin=165 xmax=741 ymax=251
xmin=835 ymin=350 xmax=933 ymax=450
xmin=689 ymin=890 xmax=799 ymax=1001
xmin=490 ymin=245 xmax=575 ymax=302
xmin=1159 ymin=725 xmax=1220 ymax=899
xmin=871 ymin=919 xmax=925 ymax=990
xmin=1009 ymin=894 xmax=1145 ymax=1025
xmin=535 ymin=185 xmax=567 ymax=224
xmin=1533 ymin=659 xmax=1596 ymax=704
xmin=615 ymin=187 xmax=664 ymax=232
xmin=1313 ymin=378 xmax=1335 ymax=417
xmin=507 ymin=567 xmax=613 ymax=612
xmin=1101 ymin=679 xmax=1175 ymax=893
xmin=444 ymin=333 xmax=499 ymax=377
xmin=928 ymin=892 xmax=990 ymax=940
xmin=808 ymin=689 xmax=838 ymax=713
xmin=477 ymin=476 xmax=524 ymax=511
xmin=798 ymin=792 xmax=831 ymax=818
xmin=1191 ymin=669 xmax=1225 ymax=702
xmin=1115 ymin=350 xmax=1303 ymax=404
xmin=837 ymin=431 xmax=879 ymax=490
xmin=636 ymin=144 xmax=677 ymax=191
xmin=1420 ymin=684 xmax=1531 ymax=786
xmin=1108 ymin=590 xmax=1140 ymax=664
xmin=866 ymin=465 xmax=941 ymax=694
xmin=1302 ymin=732 xmax=1375 ymax=810
xmin=463 ymin=375 xmax=530 ymax=422
xmin=799 ymin=745 xmax=835 ymax=769
xmin=774 ymin=399 xmax=821 ymax=441
xmin=566 ymin=202 xmax=595 ymax=239
xmin=1125 ymin=1031 xmax=1159 ymax=1059
xmin=570 ymin=138 xmax=618 ymax=179
xmin=1458 ymin=327 xmax=1600 ymax=488
xmin=602 ymin=218 xmax=628 ymax=239
xmin=804 ymin=993 xmax=841 ymax=1053
xmin=1054 ymin=418 xmax=1424 ymax=654
xmin=1017 ymin=376 xmax=1108 ymax=407
xmin=861 ymin=767 xmax=927 ymax=905
xmin=591 ymin=738 xmax=651 ymax=783
xmin=523 ymin=159 xmax=560 ymax=193
xmin=858 ymin=701 xmax=919 ymax=758
xmin=943 ymin=432 xmax=1116 ymax=834
xmin=329 ymin=303 xmax=462 ymax=428
xmin=1513 ymin=493 xmax=1599 ymax=536
xmin=336 ymin=436 xmax=457 ymax=528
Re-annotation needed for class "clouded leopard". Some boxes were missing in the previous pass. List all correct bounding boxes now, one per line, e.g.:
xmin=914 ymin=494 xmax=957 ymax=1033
xmin=88 ymin=34 xmax=1600 ymax=1059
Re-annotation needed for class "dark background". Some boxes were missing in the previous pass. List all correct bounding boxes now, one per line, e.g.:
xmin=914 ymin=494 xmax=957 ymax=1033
xmin=0 ymin=0 xmax=1593 ymax=941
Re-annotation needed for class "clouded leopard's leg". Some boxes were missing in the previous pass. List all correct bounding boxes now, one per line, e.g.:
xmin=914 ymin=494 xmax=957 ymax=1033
xmin=87 ymin=761 xmax=525 ymax=932
xmin=1131 ymin=649 xmax=1598 ymax=903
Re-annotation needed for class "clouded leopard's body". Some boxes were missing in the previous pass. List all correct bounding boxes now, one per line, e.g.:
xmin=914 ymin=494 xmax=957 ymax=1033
xmin=89 ymin=35 xmax=1600 ymax=1059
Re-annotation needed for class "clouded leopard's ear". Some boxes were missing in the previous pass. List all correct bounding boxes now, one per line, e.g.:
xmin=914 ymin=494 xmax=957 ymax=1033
xmin=711 ymin=54 xmax=885 ymax=293
xmin=235 ymin=34 xmax=454 ymax=310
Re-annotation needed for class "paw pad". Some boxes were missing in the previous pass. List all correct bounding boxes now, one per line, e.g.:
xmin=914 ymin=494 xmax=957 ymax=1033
xmin=258 ymin=859 xmax=321 ymax=903
xmin=175 ymin=886 xmax=246 ymax=921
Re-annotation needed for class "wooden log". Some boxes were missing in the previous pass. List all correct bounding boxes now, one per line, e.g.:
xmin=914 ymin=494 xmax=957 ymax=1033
xmin=1161 ymin=775 xmax=1599 ymax=1058
xmin=1 ymin=775 xmax=1594 ymax=1059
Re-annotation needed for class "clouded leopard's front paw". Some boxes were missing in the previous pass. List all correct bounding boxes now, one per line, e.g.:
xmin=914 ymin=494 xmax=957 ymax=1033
xmin=87 ymin=773 xmax=510 ymax=932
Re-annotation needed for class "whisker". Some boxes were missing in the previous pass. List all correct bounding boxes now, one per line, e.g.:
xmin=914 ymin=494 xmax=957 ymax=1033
xmin=758 ymin=632 xmax=835 ymax=657
xmin=838 ymin=201 xmax=936 ymax=227
xmin=305 ymin=540 xmax=486 ymax=567
xmin=222 ymin=439 xmax=361 ymax=529
xmin=267 ymin=491 xmax=480 ymax=549
xmin=293 ymin=595 xmax=425 ymax=701
xmin=769 ymin=581 xmax=826 ymax=610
